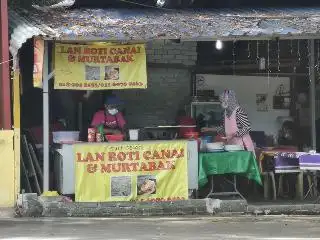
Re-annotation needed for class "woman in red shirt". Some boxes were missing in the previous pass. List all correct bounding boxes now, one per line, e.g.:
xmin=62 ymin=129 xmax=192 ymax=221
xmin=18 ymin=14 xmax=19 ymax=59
xmin=91 ymin=95 xmax=126 ymax=134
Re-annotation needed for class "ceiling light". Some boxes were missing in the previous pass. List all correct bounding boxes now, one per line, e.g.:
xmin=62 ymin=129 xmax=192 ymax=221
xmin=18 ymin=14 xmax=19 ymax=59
xmin=215 ymin=40 xmax=223 ymax=50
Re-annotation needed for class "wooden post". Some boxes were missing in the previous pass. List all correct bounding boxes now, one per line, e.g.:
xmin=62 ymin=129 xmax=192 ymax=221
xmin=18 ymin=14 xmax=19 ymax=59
xmin=296 ymin=171 xmax=304 ymax=201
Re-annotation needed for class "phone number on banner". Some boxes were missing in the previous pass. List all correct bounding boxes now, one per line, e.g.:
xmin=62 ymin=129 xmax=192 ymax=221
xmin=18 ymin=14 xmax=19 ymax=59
xmin=58 ymin=81 xmax=144 ymax=89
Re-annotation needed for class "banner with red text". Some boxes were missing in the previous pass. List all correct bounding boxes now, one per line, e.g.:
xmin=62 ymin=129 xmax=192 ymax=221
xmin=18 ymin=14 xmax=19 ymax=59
xmin=74 ymin=141 xmax=188 ymax=202
xmin=33 ymin=38 xmax=44 ymax=88
xmin=54 ymin=43 xmax=147 ymax=90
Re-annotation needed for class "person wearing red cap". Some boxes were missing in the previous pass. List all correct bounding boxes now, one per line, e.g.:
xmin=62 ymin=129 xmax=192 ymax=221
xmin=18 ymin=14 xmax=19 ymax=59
xmin=91 ymin=95 xmax=126 ymax=134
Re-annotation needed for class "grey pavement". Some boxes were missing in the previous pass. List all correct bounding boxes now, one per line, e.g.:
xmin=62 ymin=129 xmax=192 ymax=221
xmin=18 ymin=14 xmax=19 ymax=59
xmin=1 ymin=216 xmax=320 ymax=239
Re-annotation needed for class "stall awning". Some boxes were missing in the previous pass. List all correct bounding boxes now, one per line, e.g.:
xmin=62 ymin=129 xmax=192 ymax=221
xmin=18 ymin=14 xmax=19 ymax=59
xmin=9 ymin=5 xmax=320 ymax=56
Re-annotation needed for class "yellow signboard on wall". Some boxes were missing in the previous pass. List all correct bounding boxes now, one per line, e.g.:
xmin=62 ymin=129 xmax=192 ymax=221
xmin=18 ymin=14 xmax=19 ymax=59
xmin=54 ymin=43 xmax=147 ymax=90
xmin=74 ymin=141 xmax=188 ymax=202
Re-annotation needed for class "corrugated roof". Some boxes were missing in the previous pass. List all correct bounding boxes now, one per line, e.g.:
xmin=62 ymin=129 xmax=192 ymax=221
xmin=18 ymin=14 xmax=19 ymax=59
xmin=9 ymin=6 xmax=320 ymax=56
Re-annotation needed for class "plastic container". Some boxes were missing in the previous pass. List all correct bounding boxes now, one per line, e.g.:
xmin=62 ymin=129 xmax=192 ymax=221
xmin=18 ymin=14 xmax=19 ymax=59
xmin=225 ymin=144 xmax=244 ymax=151
xmin=53 ymin=131 xmax=80 ymax=143
xmin=200 ymin=136 xmax=213 ymax=151
xmin=200 ymin=138 xmax=207 ymax=152
xmin=206 ymin=142 xmax=224 ymax=152
xmin=129 ymin=129 xmax=139 ymax=141
xmin=105 ymin=134 xmax=124 ymax=142
xmin=88 ymin=128 xmax=96 ymax=142
xmin=96 ymin=133 xmax=104 ymax=142
xmin=202 ymin=135 xmax=213 ymax=143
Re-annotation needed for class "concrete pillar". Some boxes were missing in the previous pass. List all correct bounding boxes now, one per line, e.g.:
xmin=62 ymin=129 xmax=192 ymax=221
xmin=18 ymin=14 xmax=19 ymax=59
xmin=0 ymin=0 xmax=11 ymax=129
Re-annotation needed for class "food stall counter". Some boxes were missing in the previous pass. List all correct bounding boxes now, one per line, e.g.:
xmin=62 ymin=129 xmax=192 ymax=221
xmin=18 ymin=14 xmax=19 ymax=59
xmin=53 ymin=140 xmax=198 ymax=196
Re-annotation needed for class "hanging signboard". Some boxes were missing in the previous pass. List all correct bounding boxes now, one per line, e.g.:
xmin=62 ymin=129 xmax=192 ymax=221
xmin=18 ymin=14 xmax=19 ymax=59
xmin=33 ymin=38 xmax=44 ymax=88
xmin=54 ymin=43 xmax=147 ymax=90
xmin=75 ymin=141 xmax=188 ymax=202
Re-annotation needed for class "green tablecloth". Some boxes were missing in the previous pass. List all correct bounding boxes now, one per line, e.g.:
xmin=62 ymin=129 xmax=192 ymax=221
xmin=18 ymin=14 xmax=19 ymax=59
xmin=199 ymin=151 xmax=262 ymax=188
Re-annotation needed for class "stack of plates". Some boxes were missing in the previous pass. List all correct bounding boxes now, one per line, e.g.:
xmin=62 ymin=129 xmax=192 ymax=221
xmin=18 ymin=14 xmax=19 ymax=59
xmin=225 ymin=144 xmax=244 ymax=152
xmin=206 ymin=142 xmax=224 ymax=152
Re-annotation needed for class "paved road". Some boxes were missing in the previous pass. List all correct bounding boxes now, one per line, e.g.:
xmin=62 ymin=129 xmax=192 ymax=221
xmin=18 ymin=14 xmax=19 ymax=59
xmin=1 ymin=216 xmax=320 ymax=239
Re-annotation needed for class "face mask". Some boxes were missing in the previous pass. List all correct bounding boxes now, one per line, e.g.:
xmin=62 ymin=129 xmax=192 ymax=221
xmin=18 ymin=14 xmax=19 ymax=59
xmin=108 ymin=108 xmax=118 ymax=116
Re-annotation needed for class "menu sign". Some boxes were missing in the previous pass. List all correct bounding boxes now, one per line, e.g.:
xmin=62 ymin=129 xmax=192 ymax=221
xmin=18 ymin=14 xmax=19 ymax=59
xmin=74 ymin=141 xmax=188 ymax=202
xmin=54 ymin=43 xmax=147 ymax=90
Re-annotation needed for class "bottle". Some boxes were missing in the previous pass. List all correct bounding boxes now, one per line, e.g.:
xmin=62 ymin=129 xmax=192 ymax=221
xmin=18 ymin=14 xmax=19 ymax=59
xmin=96 ymin=124 xmax=105 ymax=142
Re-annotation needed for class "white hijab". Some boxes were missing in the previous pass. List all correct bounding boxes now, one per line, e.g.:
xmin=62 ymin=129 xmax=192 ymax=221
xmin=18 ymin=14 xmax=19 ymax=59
xmin=219 ymin=90 xmax=239 ymax=118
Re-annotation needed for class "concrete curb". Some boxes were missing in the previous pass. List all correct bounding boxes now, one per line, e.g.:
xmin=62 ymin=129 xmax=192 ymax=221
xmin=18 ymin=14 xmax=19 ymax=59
xmin=0 ymin=208 xmax=15 ymax=218
xmin=16 ymin=194 xmax=227 ymax=217
xmin=40 ymin=198 xmax=218 ymax=217
xmin=15 ymin=193 xmax=43 ymax=217
xmin=247 ymin=204 xmax=320 ymax=216
xmin=14 ymin=193 xmax=320 ymax=217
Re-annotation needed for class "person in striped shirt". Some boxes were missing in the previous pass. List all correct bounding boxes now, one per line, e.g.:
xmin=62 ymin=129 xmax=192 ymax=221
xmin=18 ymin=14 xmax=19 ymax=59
xmin=202 ymin=90 xmax=255 ymax=153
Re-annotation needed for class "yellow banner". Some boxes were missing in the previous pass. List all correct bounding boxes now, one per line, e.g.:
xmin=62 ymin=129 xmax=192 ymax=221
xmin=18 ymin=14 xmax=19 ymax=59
xmin=33 ymin=38 xmax=44 ymax=88
xmin=54 ymin=43 xmax=147 ymax=90
xmin=75 ymin=141 xmax=188 ymax=202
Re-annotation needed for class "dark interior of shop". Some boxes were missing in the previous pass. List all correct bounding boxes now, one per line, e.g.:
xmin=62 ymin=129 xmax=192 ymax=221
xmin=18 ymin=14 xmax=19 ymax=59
xmin=197 ymin=40 xmax=312 ymax=150
xmin=17 ymin=38 xmax=318 ymax=201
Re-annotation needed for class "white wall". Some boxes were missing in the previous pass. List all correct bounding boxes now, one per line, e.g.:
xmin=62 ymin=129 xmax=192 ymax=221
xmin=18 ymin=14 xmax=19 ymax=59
xmin=196 ymin=74 xmax=290 ymax=135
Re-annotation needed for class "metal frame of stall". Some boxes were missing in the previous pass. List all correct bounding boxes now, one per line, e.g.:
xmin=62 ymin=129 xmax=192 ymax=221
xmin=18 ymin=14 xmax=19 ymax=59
xmin=41 ymin=39 xmax=318 ymax=194
xmin=206 ymin=175 xmax=246 ymax=200
xmin=42 ymin=41 xmax=53 ymax=191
